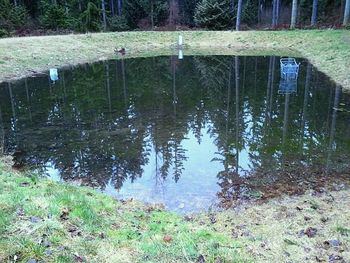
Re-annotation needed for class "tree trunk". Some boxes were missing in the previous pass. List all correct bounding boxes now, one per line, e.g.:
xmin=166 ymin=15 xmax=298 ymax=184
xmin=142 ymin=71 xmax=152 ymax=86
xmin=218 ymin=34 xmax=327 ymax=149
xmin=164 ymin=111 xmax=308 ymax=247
xmin=311 ymin=0 xmax=318 ymax=26
xmin=236 ymin=0 xmax=243 ymax=31
xmin=257 ymin=0 xmax=261 ymax=24
xmin=272 ymin=0 xmax=276 ymax=28
xmin=290 ymin=0 xmax=298 ymax=29
xmin=343 ymin=0 xmax=350 ymax=26
xmin=151 ymin=1 xmax=154 ymax=29
xmin=272 ymin=0 xmax=280 ymax=28
xmin=110 ymin=0 xmax=115 ymax=16
xmin=117 ymin=0 xmax=122 ymax=16
xmin=101 ymin=0 xmax=107 ymax=31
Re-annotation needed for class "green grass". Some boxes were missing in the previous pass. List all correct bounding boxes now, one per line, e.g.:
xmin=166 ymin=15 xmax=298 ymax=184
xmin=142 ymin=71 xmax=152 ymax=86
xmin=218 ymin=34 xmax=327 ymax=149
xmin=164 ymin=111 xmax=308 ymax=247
xmin=1 ymin=156 xmax=350 ymax=262
xmin=0 ymin=159 xmax=249 ymax=263
xmin=0 ymin=30 xmax=349 ymax=90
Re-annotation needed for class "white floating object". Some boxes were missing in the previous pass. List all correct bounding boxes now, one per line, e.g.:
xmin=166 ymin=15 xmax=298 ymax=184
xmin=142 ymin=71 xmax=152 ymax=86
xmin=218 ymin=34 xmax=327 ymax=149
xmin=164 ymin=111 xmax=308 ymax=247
xmin=178 ymin=49 xmax=184 ymax=60
xmin=49 ymin=68 xmax=59 ymax=82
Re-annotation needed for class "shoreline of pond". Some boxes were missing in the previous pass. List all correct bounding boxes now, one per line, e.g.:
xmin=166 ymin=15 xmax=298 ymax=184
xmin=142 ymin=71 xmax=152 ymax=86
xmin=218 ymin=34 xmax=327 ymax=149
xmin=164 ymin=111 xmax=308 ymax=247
xmin=0 ymin=30 xmax=349 ymax=91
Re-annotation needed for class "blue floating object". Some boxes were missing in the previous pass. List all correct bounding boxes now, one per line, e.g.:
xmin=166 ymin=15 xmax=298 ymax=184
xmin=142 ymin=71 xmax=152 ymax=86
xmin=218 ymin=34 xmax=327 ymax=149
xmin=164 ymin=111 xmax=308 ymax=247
xmin=49 ymin=68 xmax=59 ymax=82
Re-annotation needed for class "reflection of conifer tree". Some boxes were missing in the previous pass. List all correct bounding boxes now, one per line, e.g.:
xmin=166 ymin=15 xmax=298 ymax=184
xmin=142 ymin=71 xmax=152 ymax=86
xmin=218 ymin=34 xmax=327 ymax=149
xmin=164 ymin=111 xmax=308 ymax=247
xmin=282 ymin=93 xmax=290 ymax=167
xmin=171 ymin=56 xmax=188 ymax=182
xmin=25 ymin=79 xmax=33 ymax=123
xmin=0 ymin=105 xmax=4 ymax=154
xmin=326 ymin=85 xmax=341 ymax=173
xmin=215 ymin=57 xmax=243 ymax=205
xmin=105 ymin=63 xmax=112 ymax=112
xmin=8 ymin=83 xmax=16 ymax=125
xmin=300 ymin=63 xmax=311 ymax=151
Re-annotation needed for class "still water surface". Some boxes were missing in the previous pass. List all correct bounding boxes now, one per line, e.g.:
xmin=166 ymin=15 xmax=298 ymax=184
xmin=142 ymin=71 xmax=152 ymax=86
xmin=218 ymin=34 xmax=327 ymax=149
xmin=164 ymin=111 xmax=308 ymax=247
xmin=0 ymin=56 xmax=349 ymax=213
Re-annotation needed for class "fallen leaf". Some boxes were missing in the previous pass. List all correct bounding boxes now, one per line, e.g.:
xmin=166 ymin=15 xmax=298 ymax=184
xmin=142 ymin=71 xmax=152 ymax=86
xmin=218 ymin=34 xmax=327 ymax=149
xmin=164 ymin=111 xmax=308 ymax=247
xmin=163 ymin=235 xmax=172 ymax=243
xmin=304 ymin=227 xmax=317 ymax=238
xmin=60 ymin=208 xmax=70 ymax=220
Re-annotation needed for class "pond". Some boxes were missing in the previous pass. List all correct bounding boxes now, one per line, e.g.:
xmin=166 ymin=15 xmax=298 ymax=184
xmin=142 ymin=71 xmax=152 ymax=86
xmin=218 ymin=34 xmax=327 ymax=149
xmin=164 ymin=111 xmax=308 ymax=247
xmin=0 ymin=55 xmax=350 ymax=213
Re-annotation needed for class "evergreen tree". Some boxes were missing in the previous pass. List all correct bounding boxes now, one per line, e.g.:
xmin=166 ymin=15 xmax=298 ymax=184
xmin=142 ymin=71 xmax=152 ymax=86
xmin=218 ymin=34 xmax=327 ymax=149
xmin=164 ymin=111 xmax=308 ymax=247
xmin=194 ymin=0 xmax=234 ymax=30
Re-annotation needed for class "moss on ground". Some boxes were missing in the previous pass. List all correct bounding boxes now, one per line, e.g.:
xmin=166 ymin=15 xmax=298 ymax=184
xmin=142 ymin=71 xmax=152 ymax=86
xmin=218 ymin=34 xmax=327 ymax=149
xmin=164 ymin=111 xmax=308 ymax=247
xmin=0 ymin=30 xmax=349 ymax=90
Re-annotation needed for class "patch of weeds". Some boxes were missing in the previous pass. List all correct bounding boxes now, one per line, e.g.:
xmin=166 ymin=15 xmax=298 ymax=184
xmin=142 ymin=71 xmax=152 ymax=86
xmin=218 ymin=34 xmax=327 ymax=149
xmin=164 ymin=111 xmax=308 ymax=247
xmin=56 ymin=254 xmax=74 ymax=263
xmin=336 ymin=226 xmax=350 ymax=236
xmin=0 ymin=210 xmax=11 ymax=235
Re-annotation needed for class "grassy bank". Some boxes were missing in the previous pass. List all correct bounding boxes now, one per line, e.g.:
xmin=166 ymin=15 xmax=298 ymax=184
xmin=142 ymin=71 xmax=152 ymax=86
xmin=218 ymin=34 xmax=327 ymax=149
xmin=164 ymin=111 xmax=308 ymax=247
xmin=0 ymin=158 xmax=248 ymax=263
xmin=0 ymin=30 xmax=349 ymax=90
xmin=1 ymin=158 xmax=349 ymax=262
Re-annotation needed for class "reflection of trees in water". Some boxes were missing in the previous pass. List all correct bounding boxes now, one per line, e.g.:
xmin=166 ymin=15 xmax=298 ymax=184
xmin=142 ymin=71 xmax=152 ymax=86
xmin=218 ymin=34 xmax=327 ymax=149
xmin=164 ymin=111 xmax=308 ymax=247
xmin=0 ymin=56 xmax=350 ymax=199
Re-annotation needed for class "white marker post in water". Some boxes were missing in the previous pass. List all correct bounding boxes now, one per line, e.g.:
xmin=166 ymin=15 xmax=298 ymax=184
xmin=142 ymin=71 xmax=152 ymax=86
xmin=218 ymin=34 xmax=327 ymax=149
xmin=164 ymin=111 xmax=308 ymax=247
xmin=178 ymin=35 xmax=184 ymax=46
xmin=178 ymin=35 xmax=184 ymax=60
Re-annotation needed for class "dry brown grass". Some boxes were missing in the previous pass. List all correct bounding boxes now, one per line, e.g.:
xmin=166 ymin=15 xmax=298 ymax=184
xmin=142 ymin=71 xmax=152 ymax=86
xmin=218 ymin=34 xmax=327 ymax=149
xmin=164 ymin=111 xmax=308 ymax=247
xmin=195 ymin=189 xmax=350 ymax=262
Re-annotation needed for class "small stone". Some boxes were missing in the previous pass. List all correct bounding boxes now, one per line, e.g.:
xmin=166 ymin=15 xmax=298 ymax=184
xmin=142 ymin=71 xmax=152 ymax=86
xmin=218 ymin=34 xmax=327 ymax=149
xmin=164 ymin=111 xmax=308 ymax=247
xmin=304 ymin=216 xmax=311 ymax=221
xmin=27 ymin=259 xmax=37 ymax=263
xmin=45 ymin=249 xmax=53 ymax=256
